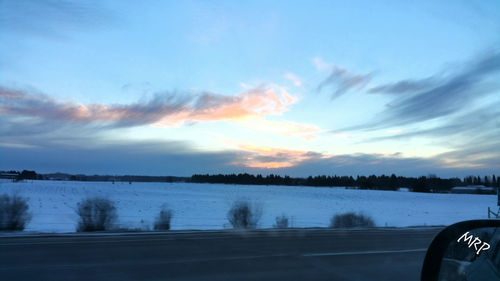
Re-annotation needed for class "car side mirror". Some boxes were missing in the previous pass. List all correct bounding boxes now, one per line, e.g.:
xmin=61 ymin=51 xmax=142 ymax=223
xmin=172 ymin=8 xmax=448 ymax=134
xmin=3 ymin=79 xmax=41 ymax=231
xmin=421 ymin=219 xmax=500 ymax=281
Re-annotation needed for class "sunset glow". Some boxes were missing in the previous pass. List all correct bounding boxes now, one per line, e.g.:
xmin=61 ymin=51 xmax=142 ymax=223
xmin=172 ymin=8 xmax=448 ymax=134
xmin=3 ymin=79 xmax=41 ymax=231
xmin=1 ymin=1 xmax=499 ymax=177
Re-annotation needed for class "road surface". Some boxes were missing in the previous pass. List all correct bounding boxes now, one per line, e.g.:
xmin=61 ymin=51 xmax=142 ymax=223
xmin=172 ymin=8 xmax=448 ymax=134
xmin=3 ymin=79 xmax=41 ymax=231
xmin=0 ymin=228 xmax=441 ymax=281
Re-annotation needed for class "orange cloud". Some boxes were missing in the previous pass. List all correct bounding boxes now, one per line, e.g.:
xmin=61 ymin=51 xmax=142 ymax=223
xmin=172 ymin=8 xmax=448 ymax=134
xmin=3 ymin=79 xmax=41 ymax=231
xmin=154 ymin=87 xmax=296 ymax=126
xmin=246 ymin=162 xmax=295 ymax=168
xmin=240 ymin=118 xmax=321 ymax=140
xmin=1 ymin=85 xmax=296 ymax=128
xmin=235 ymin=144 xmax=323 ymax=169
xmin=1 ymin=85 xmax=325 ymax=139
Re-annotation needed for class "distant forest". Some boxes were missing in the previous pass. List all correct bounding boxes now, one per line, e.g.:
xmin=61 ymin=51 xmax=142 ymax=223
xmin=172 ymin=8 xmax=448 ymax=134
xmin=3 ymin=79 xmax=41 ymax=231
xmin=0 ymin=170 xmax=187 ymax=183
xmin=191 ymin=173 xmax=500 ymax=193
xmin=3 ymin=170 xmax=500 ymax=194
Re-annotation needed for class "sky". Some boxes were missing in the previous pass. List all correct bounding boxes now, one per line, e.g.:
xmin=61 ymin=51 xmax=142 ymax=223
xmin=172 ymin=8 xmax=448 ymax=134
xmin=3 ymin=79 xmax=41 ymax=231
xmin=1 ymin=0 xmax=500 ymax=177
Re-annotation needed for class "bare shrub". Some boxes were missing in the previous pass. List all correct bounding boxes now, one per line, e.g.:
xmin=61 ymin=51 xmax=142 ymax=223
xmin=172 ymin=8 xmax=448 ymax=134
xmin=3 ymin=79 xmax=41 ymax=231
xmin=227 ymin=200 xmax=261 ymax=229
xmin=330 ymin=212 xmax=375 ymax=228
xmin=0 ymin=194 xmax=31 ymax=231
xmin=274 ymin=214 xmax=289 ymax=228
xmin=76 ymin=197 xmax=117 ymax=232
xmin=154 ymin=206 xmax=173 ymax=231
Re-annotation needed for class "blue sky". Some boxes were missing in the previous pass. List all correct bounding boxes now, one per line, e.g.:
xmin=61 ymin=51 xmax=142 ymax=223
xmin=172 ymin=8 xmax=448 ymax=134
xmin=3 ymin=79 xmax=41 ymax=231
xmin=1 ymin=0 xmax=499 ymax=177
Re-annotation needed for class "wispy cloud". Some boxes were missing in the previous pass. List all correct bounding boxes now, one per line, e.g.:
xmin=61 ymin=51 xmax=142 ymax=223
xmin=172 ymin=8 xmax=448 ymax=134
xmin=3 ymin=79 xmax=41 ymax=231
xmin=312 ymin=57 xmax=330 ymax=71
xmin=314 ymin=58 xmax=372 ymax=99
xmin=359 ymin=78 xmax=500 ymax=172
xmin=0 ymin=85 xmax=325 ymax=141
xmin=0 ymin=86 xmax=188 ymax=128
xmin=343 ymin=49 xmax=500 ymax=130
xmin=0 ymin=85 xmax=296 ymax=126
xmin=284 ymin=72 xmax=302 ymax=87
xmin=368 ymin=77 xmax=435 ymax=95
xmin=367 ymin=103 xmax=500 ymax=142
xmin=0 ymin=0 xmax=112 ymax=38
xmin=436 ymin=141 xmax=500 ymax=170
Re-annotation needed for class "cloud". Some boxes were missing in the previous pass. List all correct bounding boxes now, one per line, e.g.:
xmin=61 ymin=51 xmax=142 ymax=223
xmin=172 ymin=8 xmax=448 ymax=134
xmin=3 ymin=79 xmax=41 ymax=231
xmin=0 ymin=85 xmax=297 ymax=129
xmin=284 ymin=72 xmax=302 ymax=87
xmin=235 ymin=145 xmax=323 ymax=169
xmin=343 ymin=49 xmax=500 ymax=130
xmin=232 ymin=144 xmax=499 ymax=177
xmin=239 ymin=119 xmax=321 ymax=140
xmin=430 ymin=121 xmax=500 ymax=171
xmin=316 ymin=65 xmax=372 ymax=99
xmin=435 ymin=113 xmax=500 ymax=171
xmin=2 ymin=78 xmax=331 ymax=143
xmin=368 ymin=78 xmax=435 ymax=94
xmin=312 ymin=57 xmax=330 ymax=71
xmin=359 ymin=101 xmax=500 ymax=172
xmin=0 ymin=138 xmax=242 ymax=176
xmin=1 ymin=84 xmax=323 ymax=140
xmin=229 ymin=143 xmax=482 ymax=177
xmin=0 ymin=87 xmax=188 ymax=128
xmin=282 ymin=152 xmax=497 ymax=178
xmin=154 ymin=86 xmax=297 ymax=126
xmin=367 ymin=102 xmax=500 ymax=142
xmin=2 ymin=134 xmax=496 ymax=177
xmin=0 ymin=0 xmax=112 ymax=38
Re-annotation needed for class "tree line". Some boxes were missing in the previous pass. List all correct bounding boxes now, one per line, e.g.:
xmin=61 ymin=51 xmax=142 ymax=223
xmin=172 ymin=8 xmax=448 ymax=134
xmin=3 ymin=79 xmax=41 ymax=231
xmin=191 ymin=173 xmax=500 ymax=193
xmin=3 ymin=170 xmax=500 ymax=194
xmin=0 ymin=170 xmax=188 ymax=183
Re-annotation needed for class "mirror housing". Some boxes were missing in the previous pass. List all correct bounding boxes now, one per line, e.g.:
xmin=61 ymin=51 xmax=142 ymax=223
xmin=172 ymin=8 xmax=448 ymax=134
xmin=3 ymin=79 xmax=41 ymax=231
xmin=421 ymin=219 xmax=500 ymax=281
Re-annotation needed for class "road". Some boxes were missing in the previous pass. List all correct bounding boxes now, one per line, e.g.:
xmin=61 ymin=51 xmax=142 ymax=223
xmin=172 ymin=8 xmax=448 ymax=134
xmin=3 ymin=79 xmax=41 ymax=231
xmin=0 ymin=228 xmax=441 ymax=281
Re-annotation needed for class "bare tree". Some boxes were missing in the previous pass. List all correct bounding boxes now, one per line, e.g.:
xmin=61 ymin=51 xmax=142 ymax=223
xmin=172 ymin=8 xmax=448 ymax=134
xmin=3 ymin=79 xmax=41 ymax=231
xmin=154 ymin=205 xmax=173 ymax=231
xmin=227 ymin=200 xmax=261 ymax=229
xmin=0 ymin=194 xmax=31 ymax=231
xmin=273 ymin=214 xmax=289 ymax=228
xmin=76 ymin=197 xmax=117 ymax=232
xmin=330 ymin=212 xmax=375 ymax=228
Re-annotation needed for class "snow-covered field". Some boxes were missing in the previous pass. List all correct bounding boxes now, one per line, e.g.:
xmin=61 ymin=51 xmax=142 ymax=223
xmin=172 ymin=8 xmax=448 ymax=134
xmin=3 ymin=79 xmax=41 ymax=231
xmin=0 ymin=179 xmax=497 ymax=233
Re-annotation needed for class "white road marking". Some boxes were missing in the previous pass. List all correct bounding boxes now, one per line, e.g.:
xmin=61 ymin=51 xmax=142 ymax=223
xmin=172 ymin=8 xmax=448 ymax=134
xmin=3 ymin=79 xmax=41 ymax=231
xmin=0 ymin=247 xmax=428 ymax=270
xmin=0 ymin=254 xmax=291 ymax=270
xmin=302 ymin=248 xmax=427 ymax=257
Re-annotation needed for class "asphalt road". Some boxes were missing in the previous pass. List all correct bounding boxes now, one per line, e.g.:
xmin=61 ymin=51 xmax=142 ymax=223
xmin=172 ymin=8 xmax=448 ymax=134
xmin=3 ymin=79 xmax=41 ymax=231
xmin=0 ymin=228 xmax=442 ymax=281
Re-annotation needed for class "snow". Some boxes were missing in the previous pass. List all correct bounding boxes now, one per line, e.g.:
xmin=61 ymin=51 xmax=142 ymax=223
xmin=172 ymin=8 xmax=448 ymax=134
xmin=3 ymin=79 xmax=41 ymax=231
xmin=0 ymin=180 xmax=497 ymax=233
xmin=451 ymin=186 xmax=496 ymax=192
